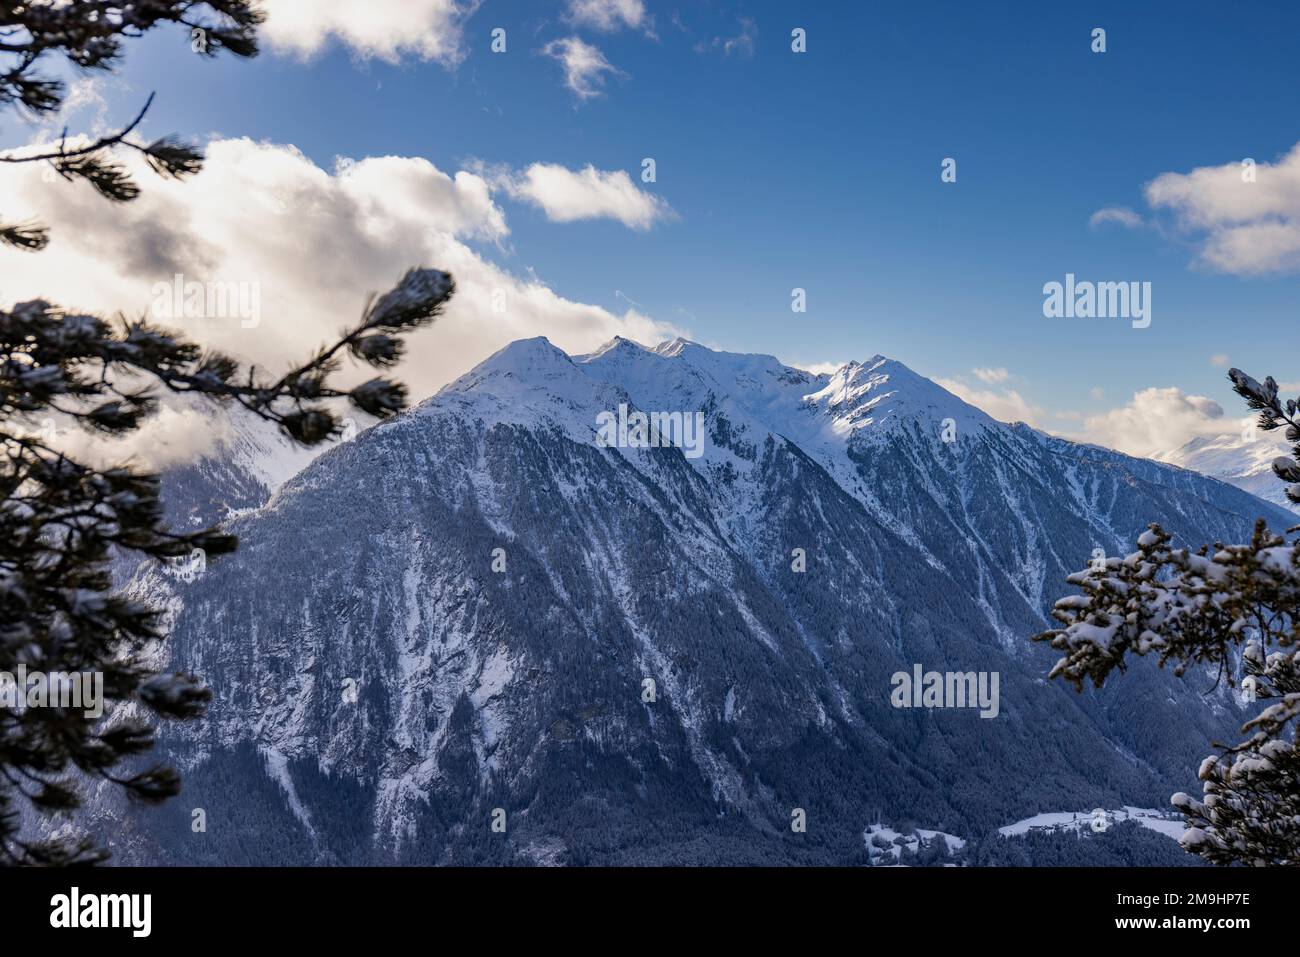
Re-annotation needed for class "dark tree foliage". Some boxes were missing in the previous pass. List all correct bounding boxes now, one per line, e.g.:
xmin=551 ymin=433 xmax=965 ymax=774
xmin=0 ymin=1 xmax=455 ymax=864
xmin=1037 ymin=369 xmax=1300 ymax=865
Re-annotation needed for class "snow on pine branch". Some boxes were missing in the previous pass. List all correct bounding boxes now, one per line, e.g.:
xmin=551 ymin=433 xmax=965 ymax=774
xmin=1038 ymin=518 xmax=1300 ymax=865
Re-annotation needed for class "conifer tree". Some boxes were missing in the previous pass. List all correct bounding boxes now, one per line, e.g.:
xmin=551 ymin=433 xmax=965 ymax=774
xmin=1038 ymin=369 xmax=1300 ymax=865
xmin=0 ymin=1 xmax=455 ymax=864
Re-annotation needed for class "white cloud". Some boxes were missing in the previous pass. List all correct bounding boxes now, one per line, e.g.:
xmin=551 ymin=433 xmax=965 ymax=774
xmin=933 ymin=367 xmax=1046 ymax=426
xmin=259 ymin=0 xmax=475 ymax=65
xmin=972 ymin=366 xmax=1010 ymax=385
xmin=35 ymin=402 xmax=235 ymax=472
xmin=938 ymin=371 xmax=1261 ymax=462
xmin=1074 ymin=387 xmax=1231 ymax=458
xmin=541 ymin=37 xmax=623 ymax=99
xmin=1089 ymin=386 xmax=1105 ymax=400
xmin=1145 ymin=143 xmax=1300 ymax=274
xmin=0 ymin=137 xmax=682 ymax=457
xmin=695 ymin=17 xmax=757 ymax=57
xmin=1089 ymin=206 xmax=1143 ymax=229
xmin=1211 ymin=353 xmax=1230 ymax=367
xmin=567 ymin=0 xmax=647 ymax=32
xmin=14 ymin=76 xmax=112 ymax=145
xmin=938 ymin=377 xmax=1245 ymax=459
xmin=61 ymin=77 xmax=108 ymax=117
xmin=935 ymin=378 xmax=1046 ymax=428
xmin=495 ymin=163 xmax=672 ymax=229
xmin=787 ymin=359 xmax=845 ymax=377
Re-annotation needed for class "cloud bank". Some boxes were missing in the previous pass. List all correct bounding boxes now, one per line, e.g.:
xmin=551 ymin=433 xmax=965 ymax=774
xmin=0 ymin=138 xmax=682 ymax=464
xmin=1072 ymin=387 xmax=1234 ymax=458
xmin=1146 ymin=143 xmax=1300 ymax=275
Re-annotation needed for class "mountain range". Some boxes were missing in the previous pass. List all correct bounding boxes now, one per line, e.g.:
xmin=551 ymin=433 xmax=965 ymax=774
xmin=83 ymin=336 xmax=1295 ymax=865
xmin=1155 ymin=431 xmax=1296 ymax=514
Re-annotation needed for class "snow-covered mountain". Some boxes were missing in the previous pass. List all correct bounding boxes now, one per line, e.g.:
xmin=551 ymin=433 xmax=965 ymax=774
xmin=101 ymin=337 xmax=1297 ymax=865
xmin=155 ymin=397 xmax=365 ymax=531
xmin=1154 ymin=431 xmax=1298 ymax=514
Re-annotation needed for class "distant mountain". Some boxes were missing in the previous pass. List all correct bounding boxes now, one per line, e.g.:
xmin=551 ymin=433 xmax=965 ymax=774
xmin=94 ymin=337 xmax=1296 ymax=865
xmin=1154 ymin=431 xmax=1298 ymax=515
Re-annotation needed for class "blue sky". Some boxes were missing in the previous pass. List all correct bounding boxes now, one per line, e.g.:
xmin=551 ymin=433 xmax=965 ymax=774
xmin=7 ymin=0 xmax=1300 ymax=454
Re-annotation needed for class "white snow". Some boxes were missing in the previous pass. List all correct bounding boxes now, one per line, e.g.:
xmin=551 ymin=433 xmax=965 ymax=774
xmin=998 ymin=806 xmax=1183 ymax=841
xmin=142 ymin=333 xmax=1277 ymax=860
xmin=260 ymin=746 xmax=316 ymax=838
xmin=1154 ymin=431 xmax=1298 ymax=513
xmin=863 ymin=823 xmax=967 ymax=862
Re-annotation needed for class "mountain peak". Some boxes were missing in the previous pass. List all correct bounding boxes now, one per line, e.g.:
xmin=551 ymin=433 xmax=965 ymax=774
xmin=432 ymin=335 xmax=600 ymax=420
xmin=444 ymin=336 xmax=579 ymax=385
xmin=579 ymin=336 xmax=650 ymax=363
xmin=485 ymin=335 xmax=571 ymax=366
xmin=798 ymin=353 xmax=997 ymax=442
xmin=652 ymin=336 xmax=701 ymax=358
